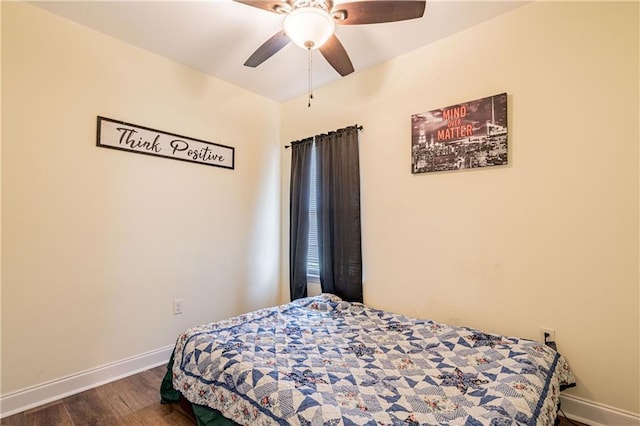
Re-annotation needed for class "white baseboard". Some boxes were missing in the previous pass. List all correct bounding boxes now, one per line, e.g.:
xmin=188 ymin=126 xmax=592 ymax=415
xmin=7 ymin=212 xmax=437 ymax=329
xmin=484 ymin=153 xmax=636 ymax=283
xmin=560 ymin=394 xmax=640 ymax=426
xmin=0 ymin=345 xmax=174 ymax=419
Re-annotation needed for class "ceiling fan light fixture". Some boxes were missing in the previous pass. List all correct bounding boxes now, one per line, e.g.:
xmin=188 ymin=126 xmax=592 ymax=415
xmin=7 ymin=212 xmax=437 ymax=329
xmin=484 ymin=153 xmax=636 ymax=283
xmin=284 ymin=7 xmax=335 ymax=50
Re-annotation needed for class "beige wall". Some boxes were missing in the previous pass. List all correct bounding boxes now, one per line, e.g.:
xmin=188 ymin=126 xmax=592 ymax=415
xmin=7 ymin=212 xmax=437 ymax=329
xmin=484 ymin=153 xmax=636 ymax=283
xmin=281 ymin=1 xmax=639 ymax=416
xmin=1 ymin=3 xmax=281 ymax=393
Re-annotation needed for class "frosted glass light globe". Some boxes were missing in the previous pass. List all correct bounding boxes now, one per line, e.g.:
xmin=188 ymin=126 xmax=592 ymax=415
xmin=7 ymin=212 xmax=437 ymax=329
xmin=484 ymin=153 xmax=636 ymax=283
xmin=284 ymin=7 xmax=335 ymax=50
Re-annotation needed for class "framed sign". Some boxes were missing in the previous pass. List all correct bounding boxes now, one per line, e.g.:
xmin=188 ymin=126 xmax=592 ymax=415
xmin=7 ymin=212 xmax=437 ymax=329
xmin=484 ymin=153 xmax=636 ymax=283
xmin=97 ymin=116 xmax=234 ymax=169
xmin=411 ymin=93 xmax=507 ymax=174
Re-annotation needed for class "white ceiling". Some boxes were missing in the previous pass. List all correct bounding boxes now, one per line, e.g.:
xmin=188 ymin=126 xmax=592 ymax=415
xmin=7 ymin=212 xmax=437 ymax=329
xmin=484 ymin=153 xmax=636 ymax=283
xmin=31 ymin=0 xmax=527 ymax=102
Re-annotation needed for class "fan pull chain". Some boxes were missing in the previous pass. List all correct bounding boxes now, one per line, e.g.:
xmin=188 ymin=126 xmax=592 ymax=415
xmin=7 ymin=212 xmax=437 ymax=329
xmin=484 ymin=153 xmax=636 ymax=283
xmin=307 ymin=47 xmax=313 ymax=108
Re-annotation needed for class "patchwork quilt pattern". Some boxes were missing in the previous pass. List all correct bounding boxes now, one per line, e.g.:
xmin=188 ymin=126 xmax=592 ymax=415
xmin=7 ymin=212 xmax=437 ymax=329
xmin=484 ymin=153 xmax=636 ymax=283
xmin=171 ymin=294 xmax=575 ymax=425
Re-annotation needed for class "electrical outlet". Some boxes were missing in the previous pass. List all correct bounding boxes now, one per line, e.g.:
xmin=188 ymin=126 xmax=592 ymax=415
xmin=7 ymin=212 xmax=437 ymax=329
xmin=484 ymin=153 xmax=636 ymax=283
xmin=173 ymin=299 xmax=184 ymax=315
xmin=539 ymin=327 xmax=555 ymax=344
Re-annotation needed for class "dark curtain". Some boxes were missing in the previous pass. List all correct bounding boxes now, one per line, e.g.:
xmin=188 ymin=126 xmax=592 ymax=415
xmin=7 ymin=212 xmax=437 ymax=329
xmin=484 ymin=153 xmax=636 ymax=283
xmin=289 ymin=137 xmax=314 ymax=301
xmin=316 ymin=126 xmax=363 ymax=303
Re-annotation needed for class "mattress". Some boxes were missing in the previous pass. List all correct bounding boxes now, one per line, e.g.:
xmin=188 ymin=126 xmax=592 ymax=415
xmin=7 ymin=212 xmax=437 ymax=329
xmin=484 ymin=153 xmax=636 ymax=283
xmin=162 ymin=294 xmax=575 ymax=425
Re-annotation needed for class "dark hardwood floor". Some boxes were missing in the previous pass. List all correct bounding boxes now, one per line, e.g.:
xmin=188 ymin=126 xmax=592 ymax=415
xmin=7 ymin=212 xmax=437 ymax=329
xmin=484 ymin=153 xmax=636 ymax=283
xmin=1 ymin=366 xmax=587 ymax=425
xmin=0 ymin=366 xmax=193 ymax=426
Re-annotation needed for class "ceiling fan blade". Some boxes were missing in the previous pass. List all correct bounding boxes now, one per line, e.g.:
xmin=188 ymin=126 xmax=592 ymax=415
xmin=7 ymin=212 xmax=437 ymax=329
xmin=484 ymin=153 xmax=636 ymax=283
xmin=331 ymin=0 xmax=426 ymax=25
xmin=232 ymin=0 xmax=290 ymax=14
xmin=319 ymin=34 xmax=354 ymax=77
xmin=244 ymin=30 xmax=291 ymax=68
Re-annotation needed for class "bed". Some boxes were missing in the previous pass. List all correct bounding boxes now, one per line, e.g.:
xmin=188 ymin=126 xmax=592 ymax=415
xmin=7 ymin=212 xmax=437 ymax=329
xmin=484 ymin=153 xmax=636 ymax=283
xmin=161 ymin=294 xmax=575 ymax=425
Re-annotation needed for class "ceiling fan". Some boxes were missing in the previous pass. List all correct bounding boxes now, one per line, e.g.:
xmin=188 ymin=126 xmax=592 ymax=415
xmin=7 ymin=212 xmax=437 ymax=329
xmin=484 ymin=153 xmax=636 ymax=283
xmin=234 ymin=0 xmax=427 ymax=77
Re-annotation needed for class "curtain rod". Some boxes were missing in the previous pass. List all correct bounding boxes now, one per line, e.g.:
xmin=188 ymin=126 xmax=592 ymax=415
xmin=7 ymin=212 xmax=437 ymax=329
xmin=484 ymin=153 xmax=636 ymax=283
xmin=284 ymin=124 xmax=363 ymax=149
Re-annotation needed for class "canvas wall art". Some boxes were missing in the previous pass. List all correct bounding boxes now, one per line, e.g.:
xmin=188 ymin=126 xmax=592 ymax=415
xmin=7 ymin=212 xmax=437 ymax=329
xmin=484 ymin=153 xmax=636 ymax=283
xmin=411 ymin=93 xmax=507 ymax=174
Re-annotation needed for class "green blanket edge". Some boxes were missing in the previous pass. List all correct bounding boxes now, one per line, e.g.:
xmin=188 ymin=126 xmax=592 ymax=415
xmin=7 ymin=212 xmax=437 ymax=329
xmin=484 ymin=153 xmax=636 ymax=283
xmin=160 ymin=351 xmax=239 ymax=426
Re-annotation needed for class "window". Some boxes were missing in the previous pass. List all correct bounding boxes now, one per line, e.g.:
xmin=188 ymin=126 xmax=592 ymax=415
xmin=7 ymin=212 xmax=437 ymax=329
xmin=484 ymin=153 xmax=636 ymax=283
xmin=289 ymin=124 xmax=361 ymax=302
xmin=307 ymin=142 xmax=320 ymax=283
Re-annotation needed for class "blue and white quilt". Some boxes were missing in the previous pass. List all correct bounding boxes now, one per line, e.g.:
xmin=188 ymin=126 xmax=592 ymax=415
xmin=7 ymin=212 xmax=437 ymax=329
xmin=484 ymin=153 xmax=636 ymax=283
xmin=171 ymin=294 xmax=575 ymax=425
